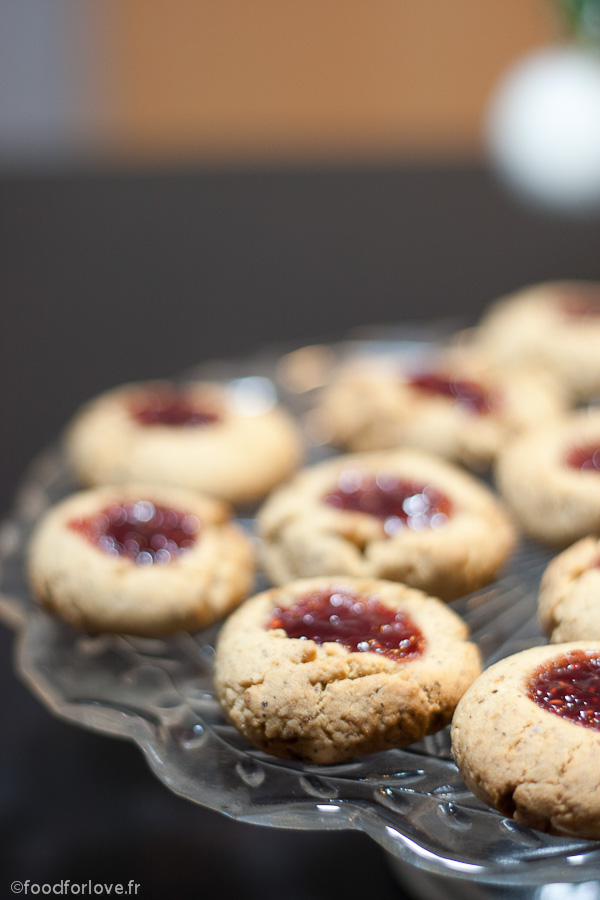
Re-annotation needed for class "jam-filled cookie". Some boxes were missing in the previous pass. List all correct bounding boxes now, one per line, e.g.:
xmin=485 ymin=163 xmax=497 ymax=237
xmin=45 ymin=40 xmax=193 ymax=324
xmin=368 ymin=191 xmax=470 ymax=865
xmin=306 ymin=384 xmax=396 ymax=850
xmin=452 ymin=643 xmax=600 ymax=839
xmin=257 ymin=450 xmax=516 ymax=601
xmin=495 ymin=409 xmax=600 ymax=546
xmin=215 ymin=577 xmax=481 ymax=764
xmin=27 ymin=484 xmax=255 ymax=636
xmin=475 ymin=280 xmax=600 ymax=401
xmin=313 ymin=350 xmax=564 ymax=470
xmin=538 ymin=536 xmax=600 ymax=642
xmin=65 ymin=379 xmax=304 ymax=506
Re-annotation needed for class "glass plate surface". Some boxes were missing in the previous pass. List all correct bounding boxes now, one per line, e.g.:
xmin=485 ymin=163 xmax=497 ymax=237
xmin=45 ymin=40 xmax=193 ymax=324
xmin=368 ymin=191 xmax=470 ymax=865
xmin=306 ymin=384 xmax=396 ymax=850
xmin=2 ymin=338 xmax=600 ymax=888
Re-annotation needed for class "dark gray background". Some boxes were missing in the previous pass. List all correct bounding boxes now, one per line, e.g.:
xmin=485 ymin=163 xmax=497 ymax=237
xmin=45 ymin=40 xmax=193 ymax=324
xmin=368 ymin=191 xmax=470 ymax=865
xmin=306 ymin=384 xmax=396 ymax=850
xmin=2 ymin=163 xmax=600 ymax=898
xmin=4 ymin=163 xmax=600 ymax=516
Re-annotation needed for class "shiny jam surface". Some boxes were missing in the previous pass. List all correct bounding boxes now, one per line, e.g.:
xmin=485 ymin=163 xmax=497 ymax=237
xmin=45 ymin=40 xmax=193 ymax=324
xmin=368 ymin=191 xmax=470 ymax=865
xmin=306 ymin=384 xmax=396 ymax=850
xmin=528 ymin=651 xmax=600 ymax=731
xmin=323 ymin=469 xmax=452 ymax=535
xmin=68 ymin=500 xmax=200 ymax=565
xmin=129 ymin=388 xmax=220 ymax=427
xmin=565 ymin=445 xmax=600 ymax=472
xmin=408 ymin=373 xmax=491 ymax=415
xmin=268 ymin=586 xmax=425 ymax=661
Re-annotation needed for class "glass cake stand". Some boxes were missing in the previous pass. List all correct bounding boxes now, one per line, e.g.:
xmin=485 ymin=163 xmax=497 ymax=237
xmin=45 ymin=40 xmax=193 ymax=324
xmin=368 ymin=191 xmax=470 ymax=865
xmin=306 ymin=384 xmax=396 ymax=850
xmin=2 ymin=339 xmax=600 ymax=899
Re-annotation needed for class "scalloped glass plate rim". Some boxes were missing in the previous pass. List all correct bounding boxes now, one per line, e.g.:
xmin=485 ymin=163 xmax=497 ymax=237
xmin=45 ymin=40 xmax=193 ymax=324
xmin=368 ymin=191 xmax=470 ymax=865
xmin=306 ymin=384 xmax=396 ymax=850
xmin=2 ymin=336 xmax=600 ymax=888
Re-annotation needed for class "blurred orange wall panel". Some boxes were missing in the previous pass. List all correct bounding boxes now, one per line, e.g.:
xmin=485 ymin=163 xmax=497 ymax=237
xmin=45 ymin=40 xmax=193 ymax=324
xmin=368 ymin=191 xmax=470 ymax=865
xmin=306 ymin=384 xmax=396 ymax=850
xmin=105 ymin=0 xmax=556 ymax=163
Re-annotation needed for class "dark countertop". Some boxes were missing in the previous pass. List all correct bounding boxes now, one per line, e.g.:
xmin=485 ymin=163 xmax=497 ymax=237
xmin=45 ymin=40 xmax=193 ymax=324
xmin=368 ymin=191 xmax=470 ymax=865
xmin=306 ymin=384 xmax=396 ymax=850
xmin=2 ymin=162 xmax=600 ymax=898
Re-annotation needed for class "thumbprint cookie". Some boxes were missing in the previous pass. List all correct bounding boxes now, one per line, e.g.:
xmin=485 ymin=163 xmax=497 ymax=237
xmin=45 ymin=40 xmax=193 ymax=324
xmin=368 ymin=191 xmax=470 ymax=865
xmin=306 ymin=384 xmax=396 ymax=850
xmin=452 ymin=642 xmax=600 ymax=839
xmin=215 ymin=577 xmax=481 ymax=764
xmin=475 ymin=280 xmax=600 ymax=402
xmin=495 ymin=409 xmax=600 ymax=546
xmin=257 ymin=450 xmax=516 ymax=601
xmin=314 ymin=351 xmax=565 ymax=470
xmin=538 ymin=536 xmax=600 ymax=642
xmin=27 ymin=483 xmax=254 ymax=635
xmin=65 ymin=379 xmax=304 ymax=506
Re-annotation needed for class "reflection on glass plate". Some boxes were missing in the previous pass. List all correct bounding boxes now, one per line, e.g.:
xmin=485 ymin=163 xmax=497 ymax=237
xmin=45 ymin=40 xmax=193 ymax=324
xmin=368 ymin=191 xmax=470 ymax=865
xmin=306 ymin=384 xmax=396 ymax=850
xmin=2 ymin=341 xmax=600 ymax=888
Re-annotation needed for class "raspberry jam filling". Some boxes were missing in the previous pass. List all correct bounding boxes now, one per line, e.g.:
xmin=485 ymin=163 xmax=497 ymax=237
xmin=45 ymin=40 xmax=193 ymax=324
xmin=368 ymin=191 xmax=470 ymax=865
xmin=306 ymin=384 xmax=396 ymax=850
xmin=323 ymin=469 xmax=452 ymax=535
xmin=68 ymin=500 xmax=200 ymax=565
xmin=559 ymin=288 xmax=600 ymax=319
xmin=129 ymin=387 xmax=220 ymax=427
xmin=528 ymin=650 xmax=600 ymax=731
xmin=565 ymin=445 xmax=600 ymax=472
xmin=268 ymin=586 xmax=425 ymax=661
xmin=408 ymin=373 xmax=492 ymax=415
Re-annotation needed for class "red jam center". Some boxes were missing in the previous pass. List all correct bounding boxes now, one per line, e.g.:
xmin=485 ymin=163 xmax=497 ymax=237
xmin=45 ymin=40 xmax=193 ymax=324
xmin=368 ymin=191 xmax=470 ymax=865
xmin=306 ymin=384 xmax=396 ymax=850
xmin=408 ymin=373 xmax=491 ymax=415
xmin=528 ymin=651 xmax=600 ymax=731
xmin=565 ymin=445 xmax=600 ymax=472
xmin=323 ymin=470 xmax=452 ymax=535
xmin=559 ymin=288 xmax=600 ymax=318
xmin=268 ymin=586 xmax=425 ymax=661
xmin=130 ymin=388 xmax=220 ymax=427
xmin=68 ymin=500 xmax=200 ymax=565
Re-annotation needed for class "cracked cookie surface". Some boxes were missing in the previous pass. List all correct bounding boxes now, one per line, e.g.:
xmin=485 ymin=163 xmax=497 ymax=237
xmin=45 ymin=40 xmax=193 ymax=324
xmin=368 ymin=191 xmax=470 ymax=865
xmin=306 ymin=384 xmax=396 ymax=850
xmin=27 ymin=483 xmax=255 ymax=636
xmin=215 ymin=577 xmax=481 ymax=763
xmin=65 ymin=379 xmax=304 ymax=505
xmin=257 ymin=449 xmax=516 ymax=601
xmin=452 ymin=642 xmax=600 ymax=839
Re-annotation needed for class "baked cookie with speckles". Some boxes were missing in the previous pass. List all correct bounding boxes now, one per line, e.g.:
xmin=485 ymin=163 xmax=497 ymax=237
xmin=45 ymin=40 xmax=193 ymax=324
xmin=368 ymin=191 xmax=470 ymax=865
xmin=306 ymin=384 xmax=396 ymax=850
xmin=257 ymin=449 xmax=516 ymax=601
xmin=314 ymin=349 xmax=565 ymax=470
xmin=27 ymin=483 xmax=254 ymax=636
xmin=475 ymin=280 xmax=600 ymax=402
xmin=65 ymin=379 xmax=304 ymax=506
xmin=538 ymin=536 xmax=600 ymax=642
xmin=215 ymin=577 xmax=481 ymax=764
xmin=452 ymin=642 xmax=600 ymax=839
xmin=495 ymin=409 xmax=600 ymax=546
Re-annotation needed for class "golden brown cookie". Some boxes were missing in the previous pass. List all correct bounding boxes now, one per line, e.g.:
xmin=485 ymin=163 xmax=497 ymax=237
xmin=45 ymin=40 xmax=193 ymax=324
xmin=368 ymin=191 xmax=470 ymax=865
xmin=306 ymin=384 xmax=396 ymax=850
xmin=495 ymin=409 xmax=600 ymax=546
xmin=475 ymin=280 xmax=600 ymax=401
xmin=27 ymin=483 xmax=255 ymax=636
xmin=65 ymin=379 xmax=304 ymax=505
xmin=452 ymin=642 xmax=600 ymax=839
xmin=257 ymin=449 xmax=516 ymax=601
xmin=538 ymin=536 xmax=600 ymax=642
xmin=313 ymin=349 xmax=565 ymax=470
xmin=215 ymin=577 xmax=481 ymax=764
